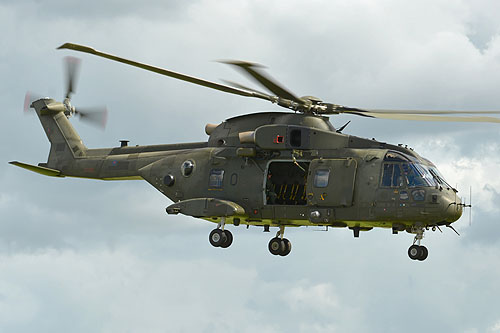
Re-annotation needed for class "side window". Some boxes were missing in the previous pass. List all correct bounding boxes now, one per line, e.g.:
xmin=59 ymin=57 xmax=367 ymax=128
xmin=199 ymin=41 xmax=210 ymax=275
xmin=382 ymin=164 xmax=393 ymax=187
xmin=392 ymin=164 xmax=403 ymax=187
xmin=208 ymin=169 xmax=224 ymax=189
xmin=381 ymin=163 xmax=404 ymax=187
xmin=314 ymin=169 xmax=330 ymax=188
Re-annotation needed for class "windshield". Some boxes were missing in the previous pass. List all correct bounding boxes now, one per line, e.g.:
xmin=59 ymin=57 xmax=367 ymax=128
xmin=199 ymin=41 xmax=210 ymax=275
xmin=402 ymin=163 xmax=437 ymax=187
xmin=381 ymin=162 xmax=437 ymax=188
xmin=428 ymin=166 xmax=453 ymax=188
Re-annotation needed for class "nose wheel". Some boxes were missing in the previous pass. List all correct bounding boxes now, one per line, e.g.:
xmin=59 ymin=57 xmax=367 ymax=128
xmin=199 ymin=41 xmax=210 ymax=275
xmin=408 ymin=227 xmax=428 ymax=261
xmin=268 ymin=225 xmax=292 ymax=256
xmin=408 ymin=244 xmax=428 ymax=261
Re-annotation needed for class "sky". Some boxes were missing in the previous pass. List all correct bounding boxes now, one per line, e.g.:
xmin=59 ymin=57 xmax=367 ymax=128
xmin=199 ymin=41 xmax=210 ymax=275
xmin=1 ymin=0 xmax=500 ymax=332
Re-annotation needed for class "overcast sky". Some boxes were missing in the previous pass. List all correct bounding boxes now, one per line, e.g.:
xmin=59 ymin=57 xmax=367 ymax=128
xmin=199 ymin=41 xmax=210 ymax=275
xmin=2 ymin=0 xmax=500 ymax=332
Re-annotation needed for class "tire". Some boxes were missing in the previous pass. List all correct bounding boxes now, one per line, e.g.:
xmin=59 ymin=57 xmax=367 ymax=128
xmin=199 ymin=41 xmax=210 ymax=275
xmin=209 ymin=229 xmax=225 ymax=247
xmin=408 ymin=245 xmax=422 ymax=260
xmin=220 ymin=230 xmax=233 ymax=248
xmin=418 ymin=246 xmax=428 ymax=261
xmin=268 ymin=237 xmax=284 ymax=255
xmin=279 ymin=238 xmax=292 ymax=256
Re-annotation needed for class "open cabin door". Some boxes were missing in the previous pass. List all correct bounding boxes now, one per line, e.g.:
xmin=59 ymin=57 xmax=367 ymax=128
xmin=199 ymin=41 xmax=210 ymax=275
xmin=306 ymin=158 xmax=357 ymax=207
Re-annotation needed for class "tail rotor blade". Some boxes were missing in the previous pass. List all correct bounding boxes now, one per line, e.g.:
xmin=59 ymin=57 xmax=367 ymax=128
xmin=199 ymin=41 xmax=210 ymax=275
xmin=23 ymin=91 xmax=42 ymax=112
xmin=75 ymin=107 xmax=108 ymax=129
xmin=64 ymin=56 xmax=81 ymax=99
xmin=24 ymin=91 xmax=32 ymax=112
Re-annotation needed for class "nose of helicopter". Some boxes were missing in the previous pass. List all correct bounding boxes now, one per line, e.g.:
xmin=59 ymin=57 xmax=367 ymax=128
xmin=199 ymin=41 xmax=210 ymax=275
xmin=441 ymin=192 xmax=463 ymax=223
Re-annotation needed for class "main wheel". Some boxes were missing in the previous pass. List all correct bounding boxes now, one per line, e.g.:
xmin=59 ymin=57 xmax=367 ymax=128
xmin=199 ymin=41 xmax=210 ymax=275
xmin=220 ymin=230 xmax=233 ymax=248
xmin=209 ymin=229 xmax=226 ymax=247
xmin=408 ymin=245 xmax=422 ymax=260
xmin=418 ymin=246 xmax=428 ymax=261
xmin=279 ymin=238 xmax=292 ymax=256
xmin=268 ymin=237 xmax=284 ymax=255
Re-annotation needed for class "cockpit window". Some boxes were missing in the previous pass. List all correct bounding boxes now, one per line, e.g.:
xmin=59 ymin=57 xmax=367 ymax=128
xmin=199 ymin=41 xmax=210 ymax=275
xmin=382 ymin=163 xmax=404 ymax=187
xmin=428 ymin=167 xmax=452 ymax=188
xmin=402 ymin=163 xmax=436 ymax=187
xmin=384 ymin=151 xmax=411 ymax=162
xmin=381 ymin=162 xmax=436 ymax=188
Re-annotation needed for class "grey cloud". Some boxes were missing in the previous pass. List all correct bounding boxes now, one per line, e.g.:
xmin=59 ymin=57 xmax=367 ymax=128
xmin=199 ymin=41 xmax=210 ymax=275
xmin=1 ymin=0 xmax=190 ymax=21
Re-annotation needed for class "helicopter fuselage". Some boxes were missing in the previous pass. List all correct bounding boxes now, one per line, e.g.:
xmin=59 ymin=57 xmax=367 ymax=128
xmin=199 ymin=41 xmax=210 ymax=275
xmin=31 ymin=101 xmax=461 ymax=235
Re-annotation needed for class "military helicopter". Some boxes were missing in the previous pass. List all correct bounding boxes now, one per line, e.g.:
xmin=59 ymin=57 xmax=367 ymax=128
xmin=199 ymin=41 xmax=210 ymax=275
xmin=11 ymin=43 xmax=500 ymax=261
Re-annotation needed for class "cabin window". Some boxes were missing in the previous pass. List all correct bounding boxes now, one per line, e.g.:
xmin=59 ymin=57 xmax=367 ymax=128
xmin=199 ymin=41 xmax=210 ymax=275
xmin=290 ymin=129 xmax=302 ymax=147
xmin=181 ymin=160 xmax=195 ymax=177
xmin=208 ymin=169 xmax=224 ymax=189
xmin=314 ymin=169 xmax=330 ymax=188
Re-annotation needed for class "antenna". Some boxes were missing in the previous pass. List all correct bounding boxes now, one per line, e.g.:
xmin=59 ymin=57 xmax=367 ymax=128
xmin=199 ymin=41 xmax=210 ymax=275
xmin=469 ymin=186 xmax=472 ymax=226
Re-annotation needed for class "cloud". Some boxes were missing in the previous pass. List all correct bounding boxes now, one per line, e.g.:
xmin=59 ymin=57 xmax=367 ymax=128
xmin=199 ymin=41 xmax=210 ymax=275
xmin=285 ymin=283 xmax=340 ymax=315
xmin=1 ymin=0 xmax=189 ymax=21
xmin=489 ymin=320 xmax=500 ymax=332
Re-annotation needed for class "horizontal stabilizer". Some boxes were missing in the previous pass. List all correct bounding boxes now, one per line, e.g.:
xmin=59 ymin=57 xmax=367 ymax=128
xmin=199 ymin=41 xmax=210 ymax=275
xmin=9 ymin=161 xmax=63 ymax=177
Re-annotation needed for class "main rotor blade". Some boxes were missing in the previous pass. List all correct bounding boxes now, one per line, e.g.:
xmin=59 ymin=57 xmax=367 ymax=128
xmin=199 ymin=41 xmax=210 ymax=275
xmin=364 ymin=109 xmax=500 ymax=115
xmin=357 ymin=112 xmax=500 ymax=123
xmin=64 ymin=56 xmax=81 ymax=99
xmin=57 ymin=43 xmax=269 ymax=101
xmin=219 ymin=60 xmax=305 ymax=104
xmin=335 ymin=106 xmax=500 ymax=122
xmin=220 ymin=79 xmax=275 ymax=100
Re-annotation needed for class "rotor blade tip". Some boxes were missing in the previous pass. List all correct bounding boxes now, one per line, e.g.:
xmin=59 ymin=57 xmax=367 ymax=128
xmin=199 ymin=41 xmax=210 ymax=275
xmin=57 ymin=43 xmax=97 ymax=54
xmin=218 ymin=59 xmax=266 ymax=68
xmin=57 ymin=43 xmax=73 ymax=50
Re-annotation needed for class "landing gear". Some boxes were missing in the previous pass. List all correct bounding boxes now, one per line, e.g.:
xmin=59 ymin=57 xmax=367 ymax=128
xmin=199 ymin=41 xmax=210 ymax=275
xmin=220 ymin=230 xmax=233 ymax=248
xmin=209 ymin=217 xmax=233 ymax=248
xmin=408 ymin=244 xmax=428 ymax=261
xmin=268 ymin=237 xmax=283 ymax=255
xmin=407 ymin=227 xmax=429 ymax=261
xmin=268 ymin=225 xmax=292 ymax=256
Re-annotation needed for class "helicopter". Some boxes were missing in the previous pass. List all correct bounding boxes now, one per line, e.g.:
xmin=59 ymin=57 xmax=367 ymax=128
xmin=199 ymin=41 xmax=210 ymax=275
xmin=11 ymin=43 xmax=500 ymax=260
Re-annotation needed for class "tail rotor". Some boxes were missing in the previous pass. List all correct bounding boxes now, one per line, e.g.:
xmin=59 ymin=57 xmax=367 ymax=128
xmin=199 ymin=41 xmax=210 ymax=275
xmin=23 ymin=56 xmax=108 ymax=130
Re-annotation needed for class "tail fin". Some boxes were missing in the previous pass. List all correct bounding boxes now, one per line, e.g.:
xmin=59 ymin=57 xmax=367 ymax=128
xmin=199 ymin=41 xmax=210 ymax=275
xmin=32 ymin=98 xmax=87 ymax=170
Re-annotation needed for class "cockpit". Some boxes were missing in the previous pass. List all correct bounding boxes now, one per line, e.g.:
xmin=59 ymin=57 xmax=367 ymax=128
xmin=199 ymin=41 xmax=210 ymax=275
xmin=381 ymin=151 xmax=452 ymax=190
